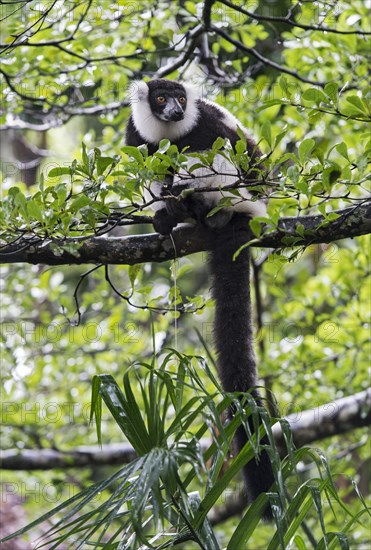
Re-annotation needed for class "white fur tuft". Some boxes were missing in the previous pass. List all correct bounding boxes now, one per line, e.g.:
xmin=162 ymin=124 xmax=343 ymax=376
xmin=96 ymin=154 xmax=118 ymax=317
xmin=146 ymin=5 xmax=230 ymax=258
xmin=128 ymin=80 xmax=149 ymax=104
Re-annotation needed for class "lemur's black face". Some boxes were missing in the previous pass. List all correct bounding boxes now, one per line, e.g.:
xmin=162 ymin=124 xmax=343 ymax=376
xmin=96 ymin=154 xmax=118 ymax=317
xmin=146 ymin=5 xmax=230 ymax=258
xmin=147 ymin=79 xmax=187 ymax=122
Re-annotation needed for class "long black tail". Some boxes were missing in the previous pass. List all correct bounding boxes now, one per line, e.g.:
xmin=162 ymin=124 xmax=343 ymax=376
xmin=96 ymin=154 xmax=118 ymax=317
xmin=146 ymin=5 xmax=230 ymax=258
xmin=207 ymin=214 xmax=275 ymax=520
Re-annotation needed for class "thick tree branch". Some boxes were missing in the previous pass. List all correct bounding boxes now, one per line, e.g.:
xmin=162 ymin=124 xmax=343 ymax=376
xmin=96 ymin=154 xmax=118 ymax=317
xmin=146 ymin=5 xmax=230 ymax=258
xmin=202 ymin=0 xmax=215 ymax=30
xmin=0 ymin=443 xmax=138 ymax=471
xmin=1 ymin=390 xmax=369 ymax=471
xmin=1 ymin=202 xmax=370 ymax=266
xmin=272 ymin=388 xmax=371 ymax=450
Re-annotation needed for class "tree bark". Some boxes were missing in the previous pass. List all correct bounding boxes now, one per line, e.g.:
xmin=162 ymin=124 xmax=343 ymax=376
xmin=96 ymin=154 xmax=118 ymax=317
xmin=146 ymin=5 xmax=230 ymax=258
xmin=272 ymin=388 xmax=371 ymax=449
xmin=1 ymin=202 xmax=370 ymax=266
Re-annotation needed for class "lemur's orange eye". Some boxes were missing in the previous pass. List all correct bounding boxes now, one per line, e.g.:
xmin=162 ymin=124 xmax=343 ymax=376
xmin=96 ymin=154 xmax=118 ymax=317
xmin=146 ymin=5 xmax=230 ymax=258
xmin=178 ymin=96 xmax=186 ymax=104
xmin=156 ymin=96 xmax=166 ymax=104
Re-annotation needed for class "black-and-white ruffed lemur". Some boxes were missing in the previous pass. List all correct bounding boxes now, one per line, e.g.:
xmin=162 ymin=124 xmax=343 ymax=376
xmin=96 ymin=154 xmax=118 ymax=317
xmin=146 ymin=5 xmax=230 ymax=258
xmin=125 ymin=79 xmax=275 ymax=519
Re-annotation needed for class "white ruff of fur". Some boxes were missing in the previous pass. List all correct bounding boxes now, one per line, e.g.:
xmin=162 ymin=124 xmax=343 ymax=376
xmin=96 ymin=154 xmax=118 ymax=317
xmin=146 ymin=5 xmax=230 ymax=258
xmin=130 ymin=81 xmax=200 ymax=144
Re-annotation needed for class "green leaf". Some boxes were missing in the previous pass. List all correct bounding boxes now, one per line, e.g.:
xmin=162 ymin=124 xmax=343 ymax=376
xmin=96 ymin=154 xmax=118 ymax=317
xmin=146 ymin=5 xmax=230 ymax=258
xmin=345 ymin=95 xmax=368 ymax=114
xmin=121 ymin=145 xmax=145 ymax=164
xmin=261 ymin=120 xmax=272 ymax=149
xmin=287 ymin=165 xmax=300 ymax=183
xmin=206 ymin=197 xmax=233 ymax=217
xmin=96 ymin=155 xmax=115 ymax=176
xmin=97 ymin=373 xmax=150 ymax=455
xmin=14 ymin=190 xmax=29 ymax=220
xmin=278 ymin=152 xmax=299 ymax=164
xmin=188 ymin=492 xmax=221 ymax=550
xmin=212 ymin=136 xmax=226 ymax=151
xmin=279 ymin=75 xmax=289 ymax=96
xmin=316 ymin=532 xmax=350 ymax=550
xmin=302 ymin=88 xmax=328 ymax=105
xmin=274 ymin=127 xmax=288 ymax=149
xmin=90 ymin=375 xmax=103 ymax=445
xmin=48 ymin=167 xmax=72 ymax=178
xmin=267 ymin=480 xmax=329 ymax=550
xmin=256 ymin=99 xmax=285 ymax=112
xmin=55 ymin=183 xmax=68 ymax=203
xmin=324 ymin=82 xmax=339 ymax=103
xmin=157 ymin=139 xmax=171 ymax=153
xmin=235 ymin=138 xmax=247 ymax=155
xmin=295 ymin=177 xmax=309 ymax=195
xmin=296 ymin=223 xmax=305 ymax=237
xmin=227 ymin=494 xmax=269 ymax=549
xmin=336 ymin=141 xmax=350 ymax=161
xmin=128 ymin=264 xmax=141 ymax=291
xmin=69 ymin=195 xmax=91 ymax=212
xmin=293 ymin=535 xmax=307 ymax=550
xmin=81 ymin=141 xmax=90 ymax=173
xmin=298 ymin=138 xmax=315 ymax=163
xmin=323 ymin=165 xmax=342 ymax=188
xmin=249 ymin=217 xmax=263 ymax=237
xmin=236 ymin=126 xmax=247 ymax=142
xmin=8 ymin=186 xmax=21 ymax=197
xmin=27 ymin=199 xmax=43 ymax=223
xmin=194 ymin=425 xmax=256 ymax=527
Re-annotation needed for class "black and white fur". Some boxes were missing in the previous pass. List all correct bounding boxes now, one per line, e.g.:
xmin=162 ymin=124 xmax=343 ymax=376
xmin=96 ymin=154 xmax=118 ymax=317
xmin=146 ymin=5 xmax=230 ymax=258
xmin=126 ymin=79 xmax=267 ymax=232
xmin=125 ymin=79 xmax=275 ymax=519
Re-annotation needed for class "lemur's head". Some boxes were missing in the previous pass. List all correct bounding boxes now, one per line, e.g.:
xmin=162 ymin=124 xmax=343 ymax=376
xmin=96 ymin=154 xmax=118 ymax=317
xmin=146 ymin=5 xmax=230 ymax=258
xmin=147 ymin=79 xmax=187 ymax=122
xmin=129 ymin=79 xmax=199 ymax=143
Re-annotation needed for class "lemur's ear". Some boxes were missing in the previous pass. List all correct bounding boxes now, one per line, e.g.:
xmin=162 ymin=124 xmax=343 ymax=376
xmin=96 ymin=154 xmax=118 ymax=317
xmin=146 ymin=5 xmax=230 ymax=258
xmin=128 ymin=80 xmax=149 ymax=104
